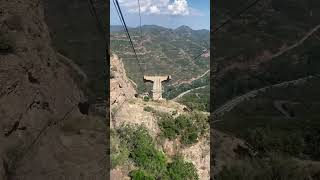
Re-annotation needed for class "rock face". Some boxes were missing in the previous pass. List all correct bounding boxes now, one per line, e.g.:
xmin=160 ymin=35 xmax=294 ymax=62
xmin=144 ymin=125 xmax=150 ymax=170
xmin=182 ymin=137 xmax=210 ymax=179
xmin=0 ymin=1 xmax=106 ymax=179
xmin=110 ymin=54 xmax=136 ymax=126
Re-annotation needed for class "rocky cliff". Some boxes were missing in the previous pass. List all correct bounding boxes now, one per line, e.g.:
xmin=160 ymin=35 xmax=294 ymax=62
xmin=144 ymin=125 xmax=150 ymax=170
xmin=110 ymin=54 xmax=136 ymax=128
xmin=0 ymin=1 xmax=106 ymax=179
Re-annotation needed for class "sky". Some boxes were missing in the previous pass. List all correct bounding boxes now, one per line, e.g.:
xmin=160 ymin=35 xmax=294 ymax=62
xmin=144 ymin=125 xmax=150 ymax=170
xmin=110 ymin=0 xmax=210 ymax=30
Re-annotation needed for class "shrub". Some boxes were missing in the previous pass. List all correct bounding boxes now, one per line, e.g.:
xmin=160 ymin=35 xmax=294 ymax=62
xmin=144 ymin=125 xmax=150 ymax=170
xmin=189 ymin=111 xmax=209 ymax=134
xmin=175 ymin=115 xmax=192 ymax=130
xmin=158 ymin=115 xmax=180 ymax=140
xmin=166 ymin=156 xmax=199 ymax=180
xmin=143 ymin=96 xmax=150 ymax=102
xmin=110 ymin=132 xmax=129 ymax=168
xmin=116 ymin=125 xmax=200 ymax=179
xmin=117 ymin=125 xmax=167 ymax=177
xmin=0 ymin=32 xmax=15 ymax=53
xmin=129 ymin=169 xmax=154 ymax=180
xmin=181 ymin=127 xmax=199 ymax=145
xmin=158 ymin=112 xmax=208 ymax=146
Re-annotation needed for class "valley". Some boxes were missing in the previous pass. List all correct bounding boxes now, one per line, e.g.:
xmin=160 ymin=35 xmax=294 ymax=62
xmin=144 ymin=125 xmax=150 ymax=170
xmin=110 ymin=25 xmax=210 ymax=94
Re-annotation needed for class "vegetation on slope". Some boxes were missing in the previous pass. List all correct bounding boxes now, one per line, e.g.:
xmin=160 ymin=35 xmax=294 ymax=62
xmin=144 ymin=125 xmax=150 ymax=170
xmin=177 ymin=86 xmax=210 ymax=112
xmin=163 ymin=73 xmax=209 ymax=112
xmin=111 ymin=124 xmax=199 ymax=179
xmin=156 ymin=111 xmax=209 ymax=146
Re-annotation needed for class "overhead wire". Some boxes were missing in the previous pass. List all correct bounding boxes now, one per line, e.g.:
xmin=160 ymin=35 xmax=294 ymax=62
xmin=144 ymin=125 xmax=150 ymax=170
xmin=137 ymin=0 xmax=143 ymax=41
xmin=112 ymin=0 xmax=265 ymax=98
xmin=137 ymin=0 xmax=146 ymax=77
xmin=113 ymin=0 xmax=129 ymax=39
xmin=113 ymin=0 xmax=147 ymax=91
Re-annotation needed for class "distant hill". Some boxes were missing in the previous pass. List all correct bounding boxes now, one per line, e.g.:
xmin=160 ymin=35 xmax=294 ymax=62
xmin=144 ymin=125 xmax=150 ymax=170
xmin=110 ymin=25 xmax=210 ymax=93
xmin=110 ymin=25 xmax=133 ymax=32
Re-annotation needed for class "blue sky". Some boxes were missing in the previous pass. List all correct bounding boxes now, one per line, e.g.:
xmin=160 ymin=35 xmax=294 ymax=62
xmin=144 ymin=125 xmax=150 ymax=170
xmin=110 ymin=0 xmax=210 ymax=30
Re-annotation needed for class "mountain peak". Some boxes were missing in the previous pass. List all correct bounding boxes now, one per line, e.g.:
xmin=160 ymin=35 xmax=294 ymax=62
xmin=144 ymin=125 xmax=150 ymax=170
xmin=175 ymin=25 xmax=193 ymax=31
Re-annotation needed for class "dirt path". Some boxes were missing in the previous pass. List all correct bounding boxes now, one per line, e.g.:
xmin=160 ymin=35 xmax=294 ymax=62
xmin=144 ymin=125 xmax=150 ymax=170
xmin=172 ymin=69 xmax=210 ymax=86
xmin=250 ymin=24 xmax=320 ymax=68
xmin=272 ymin=24 xmax=320 ymax=59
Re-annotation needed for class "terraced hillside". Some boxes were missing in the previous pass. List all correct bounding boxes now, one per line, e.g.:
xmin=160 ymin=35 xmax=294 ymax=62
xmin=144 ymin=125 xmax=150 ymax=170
xmin=110 ymin=25 xmax=210 ymax=94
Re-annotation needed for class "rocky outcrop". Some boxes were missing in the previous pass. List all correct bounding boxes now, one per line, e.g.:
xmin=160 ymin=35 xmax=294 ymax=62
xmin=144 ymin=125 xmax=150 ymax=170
xmin=110 ymin=54 xmax=136 ymax=107
xmin=0 ymin=1 xmax=106 ymax=179
xmin=110 ymin=54 xmax=136 ymax=127
xmin=182 ymin=137 xmax=210 ymax=179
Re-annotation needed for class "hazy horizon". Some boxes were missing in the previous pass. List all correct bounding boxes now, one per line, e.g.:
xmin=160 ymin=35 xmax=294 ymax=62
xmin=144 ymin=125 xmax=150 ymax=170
xmin=110 ymin=0 xmax=210 ymax=30
xmin=110 ymin=24 xmax=210 ymax=31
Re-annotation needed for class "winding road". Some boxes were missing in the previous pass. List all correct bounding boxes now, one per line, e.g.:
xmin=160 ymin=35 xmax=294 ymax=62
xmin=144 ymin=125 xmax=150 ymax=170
xmin=173 ymin=85 xmax=208 ymax=101
xmin=171 ymin=69 xmax=210 ymax=87
xmin=251 ymin=24 xmax=320 ymax=68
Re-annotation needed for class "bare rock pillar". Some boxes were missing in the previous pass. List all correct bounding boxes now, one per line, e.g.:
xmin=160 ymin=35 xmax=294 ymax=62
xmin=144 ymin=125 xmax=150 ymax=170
xmin=144 ymin=75 xmax=171 ymax=100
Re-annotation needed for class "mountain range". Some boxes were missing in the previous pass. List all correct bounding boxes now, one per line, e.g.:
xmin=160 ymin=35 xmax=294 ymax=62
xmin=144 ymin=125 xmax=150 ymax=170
xmin=110 ymin=25 xmax=210 ymax=93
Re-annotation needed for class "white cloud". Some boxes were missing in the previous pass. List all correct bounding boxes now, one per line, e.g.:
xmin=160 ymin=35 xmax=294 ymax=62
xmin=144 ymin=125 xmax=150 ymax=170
xmin=117 ymin=0 xmax=195 ymax=16
xmin=168 ymin=0 xmax=189 ymax=15
xmin=149 ymin=5 xmax=160 ymax=14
